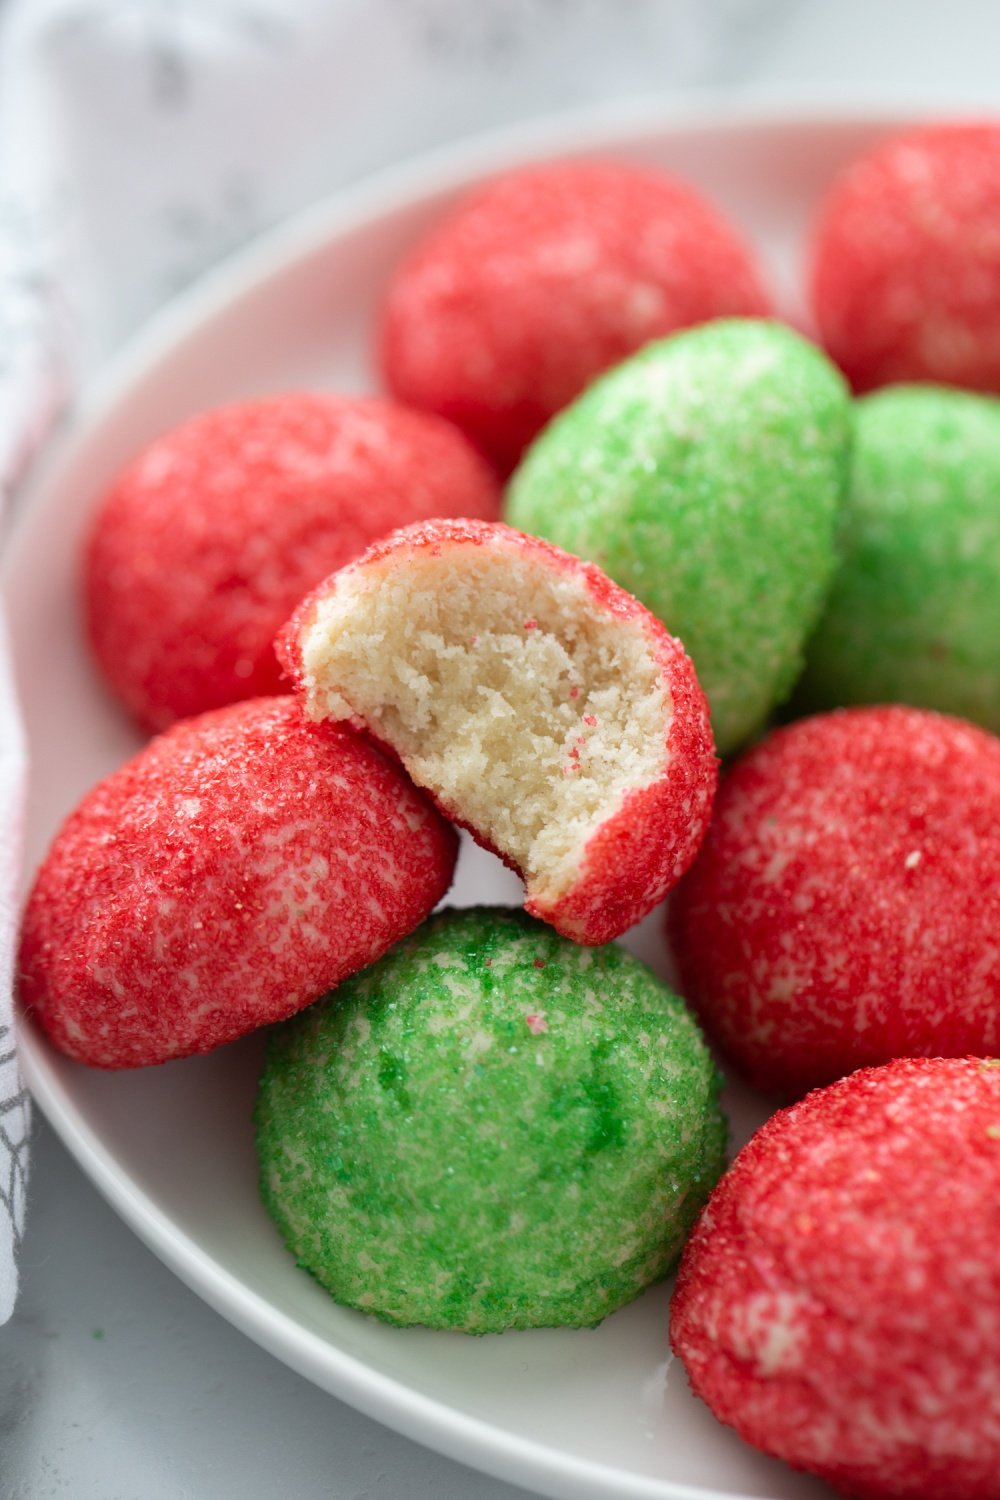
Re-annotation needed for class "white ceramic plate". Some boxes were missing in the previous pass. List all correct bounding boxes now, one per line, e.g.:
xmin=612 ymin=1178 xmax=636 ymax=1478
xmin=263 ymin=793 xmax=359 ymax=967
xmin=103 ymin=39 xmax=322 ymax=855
xmin=5 ymin=101 xmax=913 ymax=1500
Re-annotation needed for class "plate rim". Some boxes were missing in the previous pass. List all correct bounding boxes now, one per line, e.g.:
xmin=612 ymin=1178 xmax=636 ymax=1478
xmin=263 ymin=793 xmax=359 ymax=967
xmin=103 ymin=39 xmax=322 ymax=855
xmin=5 ymin=93 xmax=923 ymax=1500
xmin=5 ymin=88 xmax=921 ymax=542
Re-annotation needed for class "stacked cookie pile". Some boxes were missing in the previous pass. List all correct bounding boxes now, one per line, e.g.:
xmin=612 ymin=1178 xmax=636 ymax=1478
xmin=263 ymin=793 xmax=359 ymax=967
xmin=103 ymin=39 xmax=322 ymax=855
xmin=19 ymin=123 xmax=1000 ymax=1500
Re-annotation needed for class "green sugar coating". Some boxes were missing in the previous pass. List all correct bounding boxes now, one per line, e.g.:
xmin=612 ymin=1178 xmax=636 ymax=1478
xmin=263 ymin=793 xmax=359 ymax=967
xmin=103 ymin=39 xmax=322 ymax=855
xmin=797 ymin=384 xmax=1000 ymax=731
xmin=506 ymin=319 xmax=851 ymax=755
xmin=254 ymin=906 xmax=726 ymax=1334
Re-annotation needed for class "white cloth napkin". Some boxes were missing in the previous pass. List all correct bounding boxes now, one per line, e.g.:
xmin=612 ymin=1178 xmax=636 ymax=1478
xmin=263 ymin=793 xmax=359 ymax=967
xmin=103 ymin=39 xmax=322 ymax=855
xmin=0 ymin=0 xmax=788 ymax=1320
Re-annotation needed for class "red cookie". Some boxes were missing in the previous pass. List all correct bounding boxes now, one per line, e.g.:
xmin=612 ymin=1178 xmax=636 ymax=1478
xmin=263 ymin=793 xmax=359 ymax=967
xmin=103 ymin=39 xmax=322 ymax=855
xmin=671 ymin=1057 xmax=1000 ymax=1500
xmin=19 ymin=697 xmax=457 ymax=1068
xmin=85 ymin=394 xmax=501 ymax=732
xmin=669 ymin=706 xmax=1000 ymax=1097
xmin=279 ymin=517 xmax=717 ymax=946
xmin=379 ymin=158 xmax=772 ymax=473
xmin=811 ymin=122 xmax=1000 ymax=393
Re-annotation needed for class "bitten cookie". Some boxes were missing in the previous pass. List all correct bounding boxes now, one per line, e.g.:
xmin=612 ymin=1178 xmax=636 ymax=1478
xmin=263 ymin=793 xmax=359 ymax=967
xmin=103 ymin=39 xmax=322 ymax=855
xmin=506 ymin=319 xmax=850 ymax=755
xmin=797 ymin=384 xmax=1000 ymax=732
xmin=810 ymin=122 xmax=1000 ymax=394
xmin=671 ymin=1057 xmax=1000 ymax=1500
xmin=19 ymin=697 xmax=457 ymax=1067
xmin=85 ymin=393 xmax=500 ymax=731
xmin=669 ymin=705 xmax=1000 ymax=1097
xmin=279 ymin=517 xmax=717 ymax=946
xmin=256 ymin=906 xmax=728 ymax=1333
xmin=380 ymin=158 xmax=771 ymax=473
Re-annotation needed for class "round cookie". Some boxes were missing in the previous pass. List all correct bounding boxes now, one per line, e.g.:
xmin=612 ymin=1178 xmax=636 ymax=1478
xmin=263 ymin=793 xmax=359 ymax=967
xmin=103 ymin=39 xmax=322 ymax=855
xmin=797 ymin=384 xmax=1000 ymax=731
xmin=379 ymin=158 xmax=772 ymax=474
xmin=507 ymin=319 xmax=850 ymax=755
xmin=279 ymin=517 xmax=717 ymax=946
xmin=671 ymin=1057 xmax=1000 ymax=1500
xmin=85 ymin=393 xmax=501 ymax=731
xmin=811 ymin=122 xmax=1000 ymax=394
xmin=255 ymin=905 xmax=727 ymax=1333
xmin=19 ymin=697 xmax=457 ymax=1068
xmin=669 ymin=706 xmax=1000 ymax=1098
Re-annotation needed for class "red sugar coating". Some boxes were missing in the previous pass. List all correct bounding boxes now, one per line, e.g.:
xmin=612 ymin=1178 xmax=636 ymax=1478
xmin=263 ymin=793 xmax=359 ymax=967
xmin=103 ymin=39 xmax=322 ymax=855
xmin=281 ymin=517 xmax=717 ymax=946
xmin=811 ymin=123 xmax=1000 ymax=393
xmin=85 ymin=393 xmax=501 ymax=732
xmin=18 ymin=697 xmax=457 ymax=1068
xmin=379 ymin=158 xmax=772 ymax=473
xmin=669 ymin=706 xmax=1000 ymax=1098
xmin=671 ymin=1057 xmax=1000 ymax=1500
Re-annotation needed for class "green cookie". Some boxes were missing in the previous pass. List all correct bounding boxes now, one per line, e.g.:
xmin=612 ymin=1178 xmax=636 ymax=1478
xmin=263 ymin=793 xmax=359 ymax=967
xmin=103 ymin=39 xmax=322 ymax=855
xmin=506 ymin=319 xmax=850 ymax=754
xmin=255 ymin=906 xmax=726 ymax=1334
xmin=797 ymin=384 xmax=1000 ymax=731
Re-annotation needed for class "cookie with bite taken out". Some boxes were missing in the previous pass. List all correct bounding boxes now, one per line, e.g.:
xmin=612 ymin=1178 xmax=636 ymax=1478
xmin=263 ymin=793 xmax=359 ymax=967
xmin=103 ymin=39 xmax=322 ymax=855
xmin=279 ymin=517 xmax=717 ymax=946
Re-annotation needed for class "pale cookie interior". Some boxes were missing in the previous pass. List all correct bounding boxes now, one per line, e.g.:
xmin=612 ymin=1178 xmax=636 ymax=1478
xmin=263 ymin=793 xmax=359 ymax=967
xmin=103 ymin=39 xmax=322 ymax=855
xmin=300 ymin=546 xmax=671 ymax=905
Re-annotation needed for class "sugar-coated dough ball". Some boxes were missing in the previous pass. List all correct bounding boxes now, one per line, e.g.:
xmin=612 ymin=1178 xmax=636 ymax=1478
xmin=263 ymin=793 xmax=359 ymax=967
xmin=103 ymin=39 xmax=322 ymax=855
xmin=671 ymin=1057 xmax=1000 ymax=1500
xmin=811 ymin=123 xmax=1000 ymax=393
xmin=507 ymin=320 xmax=850 ymax=755
xmin=670 ymin=706 xmax=1000 ymax=1097
xmin=256 ymin=906 xmax=727 ymax=1333
xmin=85 ymin=394 xmax=500 ymax=731
xmin=280 ymin=517 xmax=717 ymax=946
xmin=797 ymin=384 xmax=1000 ymax=731
xmin=380 ymin=158 xmax=771 ymax=473
xmin=19 ymin=698 xmax=458 ymax=1068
